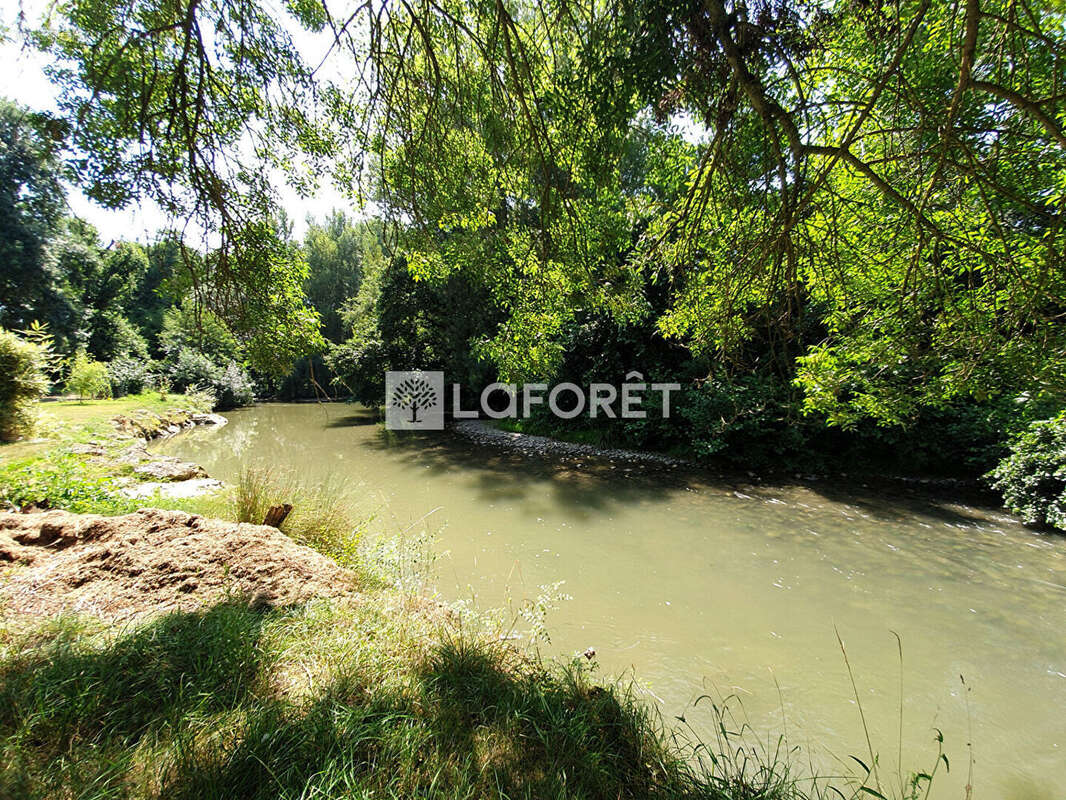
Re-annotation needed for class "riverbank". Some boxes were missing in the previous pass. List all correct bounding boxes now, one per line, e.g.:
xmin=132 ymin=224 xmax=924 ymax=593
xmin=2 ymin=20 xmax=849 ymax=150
xmin=454 ymin=418 xmax=690 ymax=467
xmin=0 ymin=396 xmax=905 ymax=799
xmin=0 ymin=586 xmax=736 ymax=799
xmin=0 ymin=392 xmax=229 ymax=512
xmin=455 ymin=416 xmax=1003 ymax=510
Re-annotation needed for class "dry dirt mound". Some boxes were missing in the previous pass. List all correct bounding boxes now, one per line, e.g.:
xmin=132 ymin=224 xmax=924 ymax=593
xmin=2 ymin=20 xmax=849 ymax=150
xmin=0 ymin=508 xmax=355 ymax=620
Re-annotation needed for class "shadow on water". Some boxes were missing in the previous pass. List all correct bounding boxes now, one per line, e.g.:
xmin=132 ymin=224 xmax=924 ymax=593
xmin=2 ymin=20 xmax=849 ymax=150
xmin=322 ymin=407 xmax=381 ymax=428
xmin=361 ymin=426 xmax=697 ymax=518
xmin=363 ymin=422 xmax=1018 ymax=532
xmin=798 ymin=477 xmax=1010 ymax=528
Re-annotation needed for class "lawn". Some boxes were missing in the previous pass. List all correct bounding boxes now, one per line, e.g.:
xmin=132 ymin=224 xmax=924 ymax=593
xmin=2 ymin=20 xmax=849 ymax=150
xmin=0 ymin=392 xmax=215 ymax=514
xmin=0 ymin=392 xmax=208 ymax=463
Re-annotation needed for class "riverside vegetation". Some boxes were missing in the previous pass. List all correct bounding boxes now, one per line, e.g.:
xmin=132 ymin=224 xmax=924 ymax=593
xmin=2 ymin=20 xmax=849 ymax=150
xmin=2 ymin=29 xmax=1066 ymax=526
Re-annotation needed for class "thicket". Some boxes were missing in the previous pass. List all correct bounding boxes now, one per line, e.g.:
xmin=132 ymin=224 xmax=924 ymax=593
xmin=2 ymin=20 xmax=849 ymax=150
xmin=0 ymin=329 xmax=51 ymax=442
xmin=990 ymin=414 xmax=1066 ymax=531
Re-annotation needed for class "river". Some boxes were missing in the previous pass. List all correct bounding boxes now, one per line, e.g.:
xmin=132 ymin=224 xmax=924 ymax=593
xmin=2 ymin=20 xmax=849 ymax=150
xmin=156 ymin=402 xmax=1066 ymax=799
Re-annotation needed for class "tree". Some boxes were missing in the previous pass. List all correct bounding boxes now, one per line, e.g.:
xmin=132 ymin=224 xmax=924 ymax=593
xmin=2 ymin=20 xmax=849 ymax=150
xmin=22 ymin=0 xmax=1066 ymax=421
xmin=30 ymin=0 xmax=328 ymax=373
xmin=33 ymin=218 xmax=153 ymax=359
xmin=353 ymin=0 xmax=1066 ymax=421
xmin=129 ymin=236 xmax=186 ymax=354
xmin=0 ymin=100 xmax=68 ymax=337
xmin=327 ymin=251 xmax=502 ymax=405
xmin=303 ymin=213 xmax=379 ymax=343
xmin=159 ymin=298 xmax=241 ymax=364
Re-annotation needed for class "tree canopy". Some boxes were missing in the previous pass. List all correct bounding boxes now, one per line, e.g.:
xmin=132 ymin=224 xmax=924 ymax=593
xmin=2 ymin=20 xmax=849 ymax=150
xmin=16 ymin=0 xmax=1066 ymax=419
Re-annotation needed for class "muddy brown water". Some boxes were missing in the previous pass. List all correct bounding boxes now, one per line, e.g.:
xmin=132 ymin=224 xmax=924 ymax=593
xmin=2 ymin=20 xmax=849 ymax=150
xmin=157 ymin=403 xmax=1066 ymax=799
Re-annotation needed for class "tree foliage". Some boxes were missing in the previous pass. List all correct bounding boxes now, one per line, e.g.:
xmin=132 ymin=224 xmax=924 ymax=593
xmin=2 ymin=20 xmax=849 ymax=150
xmin=303 ymin=213 xmax=381 ymax=343
xmin=13 ymin=0 xmax=1066 ymax=444
xmin=31 ymin=0 xmax=329 ymax=372
xmin=341 ymin=0 xmax=1066 ymax=422
xmin=0 ymin=100 xmax=67 ymax=337
xmin=990 ymin=413 xmax=1066 ymax=530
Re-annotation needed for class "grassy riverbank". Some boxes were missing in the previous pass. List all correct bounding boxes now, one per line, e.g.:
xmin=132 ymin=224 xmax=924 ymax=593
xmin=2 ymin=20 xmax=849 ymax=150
xmin=1 ymin=597 xmax=730 ymax=799
xmin=0 ymin=393 xmax=209 ymax=459
xmin=0 ymin=397 xmax=932 ymax=799
xmin=0 ymin=393 xmax=216 ymax=514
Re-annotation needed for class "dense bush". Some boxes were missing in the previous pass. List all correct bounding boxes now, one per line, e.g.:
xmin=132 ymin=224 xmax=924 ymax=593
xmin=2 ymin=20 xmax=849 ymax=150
xmin=0 ymin=328 xmax=51 ymax=442
xmin=989 ymin=413 xmax=1066 ymax=531
xmin=108 ymin=356 xmax=157 ymax=397
xmin=168 ymin=348 xmax=218 ymax=393
xmin=64 ymin=351 xmax=111 ymax=400
xmin=214 ymin=361 xmax=255 ymax=410
xmin=673 ymin=377 xmax=809 ymax=470
xmin=167 ymin=348 xmax=254 ymax=410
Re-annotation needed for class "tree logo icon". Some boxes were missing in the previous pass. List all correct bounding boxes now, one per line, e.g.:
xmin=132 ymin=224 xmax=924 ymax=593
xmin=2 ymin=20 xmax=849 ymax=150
xmin=385 ymin=371 xmax=445 ymax=430
xmin=391 ymin=376 xmax=437 ymax=423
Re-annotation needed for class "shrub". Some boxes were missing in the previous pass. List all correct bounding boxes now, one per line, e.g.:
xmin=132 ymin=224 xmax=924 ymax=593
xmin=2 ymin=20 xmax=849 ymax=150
xmin=64 ymin=352 xmax=111 ymax=401
xmin=108 ymin=356 xmax=157 ymax=397
xmin=989 ymin=412 xmax=1066 ymax=530
xmin=231 ymin=467 xmax=364 ymax=564
xmin=168 ymin=348 xmax=218 ymax=393
xmin=167 ymin=349 xmax=255 ymax=410
xmin=0 ymin=328 xmax=51 ymax=442
xmin=182 ymin=386 xmax=218 ymax=413
xmin=677 ymin=376 xmax=809 ymax=470
xmin=214 ymin=360 xmax=255 ymax=410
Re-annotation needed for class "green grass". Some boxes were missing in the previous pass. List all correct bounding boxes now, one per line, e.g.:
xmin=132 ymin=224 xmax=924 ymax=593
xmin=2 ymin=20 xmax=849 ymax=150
xmin=0 ymin=391 xmax=214 ymax=513
xmin=0 ymin=591 xmax=943 ymax=800
xmin=0 ymin=450 xmax=139 ymax=514
xmin=0 ymin=599 xmax=824 ymax=800
xmin=0 ymin=392 xmax=212 ymax=462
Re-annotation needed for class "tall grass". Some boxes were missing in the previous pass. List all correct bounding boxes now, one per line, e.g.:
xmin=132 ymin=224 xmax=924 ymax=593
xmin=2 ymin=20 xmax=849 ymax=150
xmin=229 ymin=467 xmax=368 ymax=565
xmin=0 ymin=598 xmax=908 ymax=800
